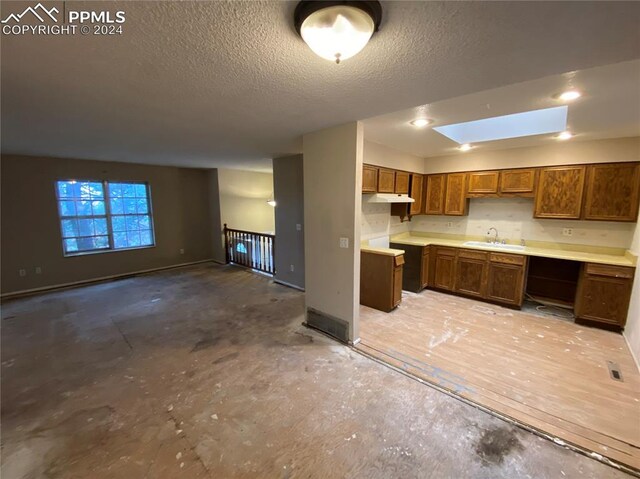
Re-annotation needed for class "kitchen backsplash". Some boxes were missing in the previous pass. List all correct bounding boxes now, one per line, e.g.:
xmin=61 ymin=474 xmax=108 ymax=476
xmin=363 ymin=197 xmax=636 ymax=249
xmin=361 ymin=202 xmax=409 ymax=241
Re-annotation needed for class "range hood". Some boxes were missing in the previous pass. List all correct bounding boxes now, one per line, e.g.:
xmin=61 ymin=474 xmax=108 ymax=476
xmin=363 ymin=193 xmax=415 ymax=204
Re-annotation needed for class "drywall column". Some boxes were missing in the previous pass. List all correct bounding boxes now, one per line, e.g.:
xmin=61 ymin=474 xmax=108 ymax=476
xmin=273 ymin=155 xmax=305 ymax=289
xmin=624 ymin=224 xmax=640 ymax=370
xmin=303 ymin=122 xmax=363 ymax=343
xmin=207 ymin=169 xmax=226 ymax=264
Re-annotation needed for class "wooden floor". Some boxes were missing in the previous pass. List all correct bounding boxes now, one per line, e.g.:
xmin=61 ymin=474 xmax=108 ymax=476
xmin=357 ymin=289 xmax=640 ymax=471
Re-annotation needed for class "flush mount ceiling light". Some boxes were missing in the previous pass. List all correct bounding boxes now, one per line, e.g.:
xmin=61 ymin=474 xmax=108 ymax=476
xmin=294 ymin=1 xmax=382 ymax=64
xmin=458 ymin=144 xmax=474 ymax=152
xmin=556 ymin=131 xmax=573 ymax=140
xmin=410 ymin=118 xmax=433 ymax=128
xmin=556 ymin=90 xmax=582 ymax=101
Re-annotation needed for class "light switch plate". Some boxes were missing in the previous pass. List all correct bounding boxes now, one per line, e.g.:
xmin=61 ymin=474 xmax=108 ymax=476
xmin=339 ymin=237 xmax=349 ymax=249
xmin=296 ymin=224 xmax=302 ymax=231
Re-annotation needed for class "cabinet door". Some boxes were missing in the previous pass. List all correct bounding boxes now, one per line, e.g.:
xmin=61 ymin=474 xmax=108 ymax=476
xmin=486 ymin=262 xmax=525 ymax=306
xmin=378 ymin=168 xmax=395 ymax=193
xmin=500 ymin=169 xmax=536 ymax=194
xmin=393 ymin=263 xmax=403 ymax=307
xmin=424 ymin=174 xmax=446 ymax=215
xmin=467 ymin=171 xmax=499 ymax=195
xmin=455 ymin=252 xmax=487 ymax=298
xmin=420 ymin=247 xmax=430 ymax=288
xmin=583 ymin=163 xmax=640 ymax=222
xmin=534 ymin=166 xmax=586 ymax=219
xmin=395 ymin=171 xmax=410 ymax=194
xmin=362 ymin=165 xmax=379 ymax=193
xmin=444 ymin=173 xmax=468 ymax=216
xmin=434 ymin=248 xmax=456 ymax=291
xmin=575 ymin=264 xmax=634 ymax=327
xmin=409 ymin=174 xmax=423 ymax=215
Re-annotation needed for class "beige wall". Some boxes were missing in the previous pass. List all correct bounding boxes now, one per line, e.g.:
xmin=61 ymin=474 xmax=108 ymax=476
xmin=1 ymin=155 xmax=213 ymax=295
xmin=423 ymin=137 xmax=640 ymax=173
xmin=364 ymin=140 xmax=424 ymax=173
xmin=304 ymin=122 xmax=363 ymax=341
xmin=273 ymin=155 xmax=305 ymax=289
xmin=217 ymin=169 xmax=275 ymax=234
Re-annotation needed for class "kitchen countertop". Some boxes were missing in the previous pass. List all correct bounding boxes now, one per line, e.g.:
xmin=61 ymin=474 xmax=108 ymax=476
xmin=388 ymin=233 xmax=637 ymax=267
xmin=361 ymin=245 xmax=405 ymax=257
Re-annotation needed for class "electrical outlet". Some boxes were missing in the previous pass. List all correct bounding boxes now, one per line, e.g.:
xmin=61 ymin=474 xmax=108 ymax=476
xmin=19 ymin=269 xmax=26 ymax=277
xmin=180 ymin=248 xmax=185 ymax=255
xmin=339 ymin=237 xmax=349 ymax=249
xmin=290 ymin=264 xmax=295 ymax=272
xmin=35 ymin=267 xmax=42 ymax=275
xmin=296 ymin=224 xmax=302 ymax=231
xmin=562 ymin=228 xmax=573 ymax=237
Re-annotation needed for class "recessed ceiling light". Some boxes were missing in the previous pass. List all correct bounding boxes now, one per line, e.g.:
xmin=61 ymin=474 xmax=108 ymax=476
xmin=459 ymin=144 xmax=473 ymax=152
xmin=557 ymin=90 xmax=581 ymax=101
xmin=410 ymin=118 xmax=432 ymax=127
xmin=294 ymin=1 xmax=382 ymax=64
xmin=556 ymin=131 xmax=573 ymax=140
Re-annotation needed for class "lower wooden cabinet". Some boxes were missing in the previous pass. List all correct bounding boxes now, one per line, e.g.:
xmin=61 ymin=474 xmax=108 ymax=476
xmin=433 ymin=247 xmax=456 ymax=291
xmin=421 ymin=247 xmax=430 ymax=289
xmin=360 ymin=251 xmax=405 ymax=312
xmin=486 ymin=253 xmax=527 ymax=307
xmin=455 ymin=250 xmax=488 ymax=297
xmin=390 ymin=243 xmax=429 ymax=293
xmin=575 ymin=263 xmax=634 ymax=328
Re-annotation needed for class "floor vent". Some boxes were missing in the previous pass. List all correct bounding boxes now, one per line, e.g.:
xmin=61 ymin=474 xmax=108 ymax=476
xmin=607 ymin=361 xmax=623 ymax=382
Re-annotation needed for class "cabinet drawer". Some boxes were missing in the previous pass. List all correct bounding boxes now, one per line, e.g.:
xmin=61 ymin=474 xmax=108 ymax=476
xmin=489 ymin=253 xmax=526 ymax=265
xmin=585 ymin=263 xmax=634 ymax=279
xmin=394 ymin=255 xmax=405 ymax=267
xmin=435 ymin=247 xmax=457 ymax=257
xmin=458 ymin=249 xmax=488 ymax=261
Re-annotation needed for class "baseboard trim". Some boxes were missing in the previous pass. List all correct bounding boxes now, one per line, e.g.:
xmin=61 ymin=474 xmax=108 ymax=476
xmin=273 ymin=279 xmax=305 ymax=291
xmin=623 ymin=331 xmax=640 ymax=373
xmin=1 ymin=259 xmax=214 ymax=300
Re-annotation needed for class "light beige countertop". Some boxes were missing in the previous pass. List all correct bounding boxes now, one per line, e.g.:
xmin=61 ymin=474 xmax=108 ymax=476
xmin=388 ymin=232 xmax=637 ymax=267
xmin=360 ymin=244 xmax=405 ymax=257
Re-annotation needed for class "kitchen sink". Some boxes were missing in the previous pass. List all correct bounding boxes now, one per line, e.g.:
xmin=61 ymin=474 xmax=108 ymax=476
xmin=463 ymin=241 xmax=525 ymax=251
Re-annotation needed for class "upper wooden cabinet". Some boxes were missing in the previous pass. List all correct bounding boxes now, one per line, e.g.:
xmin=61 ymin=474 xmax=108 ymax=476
xmin=468 ymin=171 xmax=499 ymax=195
xmin=534 ymin=166 xmax=586 ymax=219
xmin=409 ymin=174 xmax=423 ymax=215
xmin=362 ymin=165 xmax=378 ymax=193
xmin=395 ymin=171 xmax=410 ymax=194
xmin=500 ymin=168 xmax=536 ymax=195
xmin=378 ymin=168 xmax=395 ymax=193
xmin=425 ymin=174 xmax=446 ymax=215
xmin=583 ymin=163 xmax=640 ymax=222
xmin=444 ymin=173 xmax=468 ymax=216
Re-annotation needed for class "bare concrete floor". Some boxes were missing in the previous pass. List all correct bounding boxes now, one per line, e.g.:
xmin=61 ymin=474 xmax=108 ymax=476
xmin=0 ymin=263 xmax=631 ymax=478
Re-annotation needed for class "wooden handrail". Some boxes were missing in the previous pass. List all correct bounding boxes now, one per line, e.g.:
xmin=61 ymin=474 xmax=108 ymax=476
xmin=223 ymin=224 xmax=275 ymax=275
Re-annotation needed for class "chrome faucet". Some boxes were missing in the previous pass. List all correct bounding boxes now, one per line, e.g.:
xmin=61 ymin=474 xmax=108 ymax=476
xmin=487 ymin=227 xmax=498 ymax=244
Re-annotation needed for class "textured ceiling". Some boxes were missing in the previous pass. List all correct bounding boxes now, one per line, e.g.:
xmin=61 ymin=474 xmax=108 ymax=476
xmin=363 ymin=60 xmax=640 ymax=158
xmin=1 ymin=1 xmax=640 ymax=171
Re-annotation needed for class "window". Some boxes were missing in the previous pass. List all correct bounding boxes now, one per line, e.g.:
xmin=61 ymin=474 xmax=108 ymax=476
xmin=56 ymin=180 xmax=154 ymax=255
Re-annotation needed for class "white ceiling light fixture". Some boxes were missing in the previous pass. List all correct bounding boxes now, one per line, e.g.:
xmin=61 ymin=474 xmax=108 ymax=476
xmin=410 ymin=118 xmax=433 ymax=127
xmin=556 ymin=131 xmax=573 ymax=140
xmin=294 ymin=1 xmax=382 ymax=64
xmin=459 ymin=144 xmax=474 ymax=152
xmin=556 ymin=90 xmax=582 ymax=101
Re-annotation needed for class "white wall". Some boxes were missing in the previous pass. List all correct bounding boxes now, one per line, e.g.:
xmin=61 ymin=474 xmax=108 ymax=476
xmin=624 ymin=225 xmax=640 ymax=370
xmin=304 ymin=122 xmax=363 ymax=342
xmin=364 ymin=140 xmax=424 ymax=173
xmin=423 ymin=137 xmax=640 ymax=174
xmin=411 ymin=197 xmax=636 ymax=248
xmin=361 ymin=203 xmax=409 ymax=243
xmin=218 ymin=168 xmax=275 ymax=233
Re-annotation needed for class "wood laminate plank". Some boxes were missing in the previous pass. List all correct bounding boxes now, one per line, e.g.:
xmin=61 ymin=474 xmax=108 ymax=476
xmin=357 ymin=289 xmax=640 ymax=470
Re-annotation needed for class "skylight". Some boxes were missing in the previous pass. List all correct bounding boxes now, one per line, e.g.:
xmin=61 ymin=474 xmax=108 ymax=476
xmin=433 ymin=106 xmax=568 ymax=144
